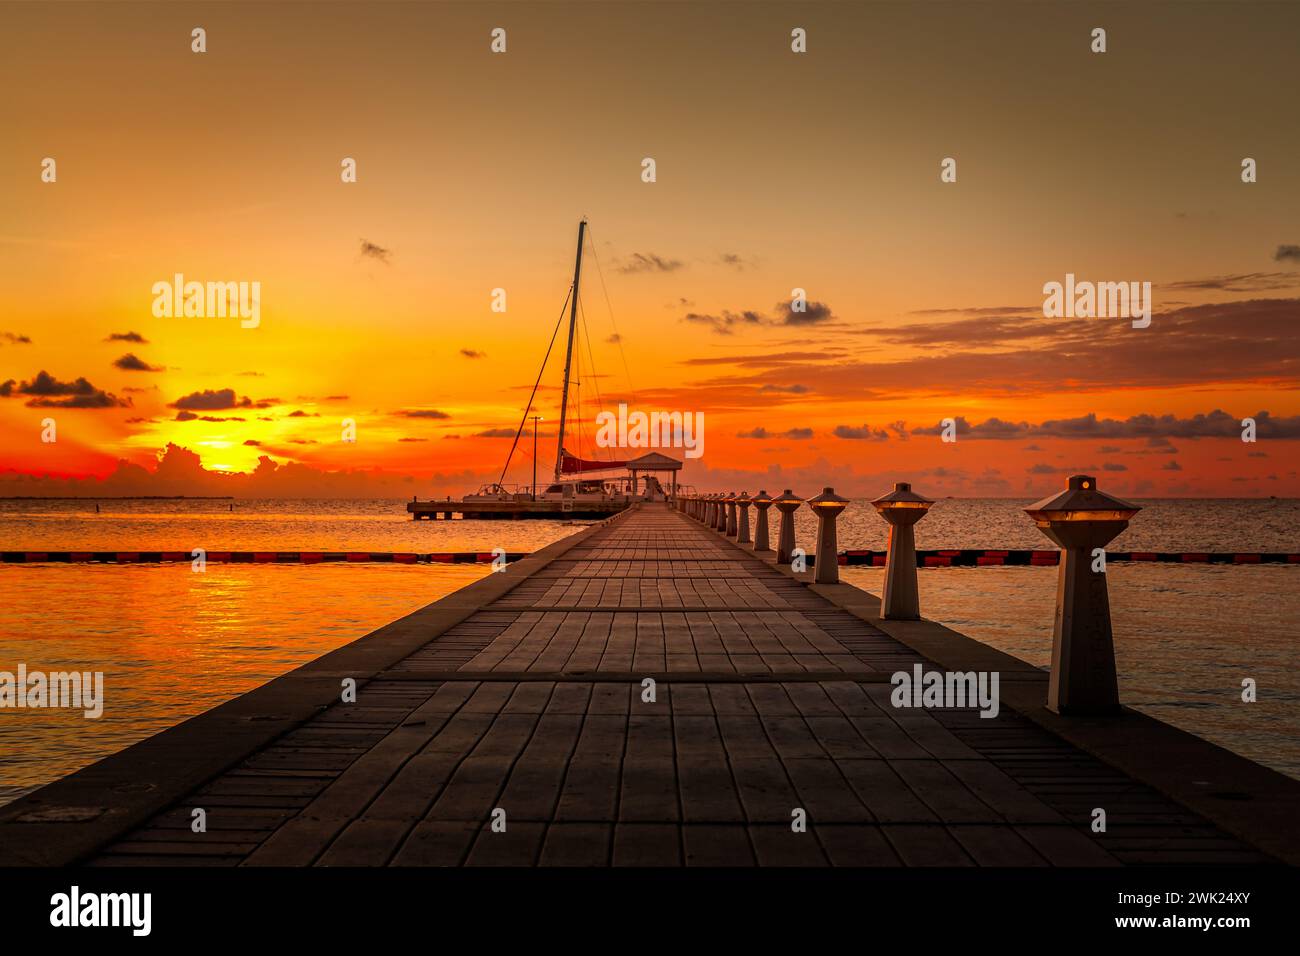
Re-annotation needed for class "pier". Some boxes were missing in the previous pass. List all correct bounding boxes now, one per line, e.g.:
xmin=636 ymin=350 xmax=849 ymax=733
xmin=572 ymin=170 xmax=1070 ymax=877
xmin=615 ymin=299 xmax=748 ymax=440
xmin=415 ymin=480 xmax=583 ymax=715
xmin=2 ymin=498 xmax=1296 ymax=867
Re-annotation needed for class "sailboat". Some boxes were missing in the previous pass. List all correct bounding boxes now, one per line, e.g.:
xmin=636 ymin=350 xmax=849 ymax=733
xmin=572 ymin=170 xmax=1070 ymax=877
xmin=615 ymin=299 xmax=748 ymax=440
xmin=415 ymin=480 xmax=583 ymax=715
xmin=408 ymin=220 xmax=683 ymax=520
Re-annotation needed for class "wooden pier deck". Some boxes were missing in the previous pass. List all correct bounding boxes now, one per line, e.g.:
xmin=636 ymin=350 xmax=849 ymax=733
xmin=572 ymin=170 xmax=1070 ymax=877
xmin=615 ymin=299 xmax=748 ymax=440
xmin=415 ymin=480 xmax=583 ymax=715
xmin=2 ymin=504 xmax=1295 ymax=867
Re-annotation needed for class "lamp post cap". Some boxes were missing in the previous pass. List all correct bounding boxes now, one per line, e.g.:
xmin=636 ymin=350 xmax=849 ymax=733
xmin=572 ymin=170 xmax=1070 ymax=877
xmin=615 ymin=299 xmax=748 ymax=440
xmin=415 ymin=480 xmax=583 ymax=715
xmin=1025 ymin=474 xmax=1141 ymax=519
xmin=752 ymin=490 xmax=773 ymax=504
xmin=809 ymin=487 xmax=849 ymax=507
xmin=871 ymin=482 xmax=934 ymax=509
xmin=775 ymin=489 xmax=804 ymax=505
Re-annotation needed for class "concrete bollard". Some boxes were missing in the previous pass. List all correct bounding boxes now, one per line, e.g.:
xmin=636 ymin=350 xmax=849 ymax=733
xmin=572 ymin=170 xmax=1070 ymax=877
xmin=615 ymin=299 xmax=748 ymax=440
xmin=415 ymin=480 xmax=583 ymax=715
xmin=1026 ymin=474 xmax=1141 ymax=716
xmin=871 ymin=482 xmax=933 ymax=620
xmin=736 ymin=491 xmax=752 ymax=544
xmin=774 ymin=490 xmax=803 ymax=565
xmin=808 ymin=487 xmax=849 ymax=585
xmin=751 ymin=490 xmax=773 ymax=551
xmin=715 ymin=494 xmax=728 ymax=533
xmin=725 ymin=492 xmax=738 ymax=537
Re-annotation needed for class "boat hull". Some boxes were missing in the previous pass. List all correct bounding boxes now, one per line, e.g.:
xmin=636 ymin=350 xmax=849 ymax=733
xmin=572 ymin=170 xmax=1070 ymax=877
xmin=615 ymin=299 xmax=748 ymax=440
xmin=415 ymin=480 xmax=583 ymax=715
xmin=408 ymin=499 xmax=631 ymax=520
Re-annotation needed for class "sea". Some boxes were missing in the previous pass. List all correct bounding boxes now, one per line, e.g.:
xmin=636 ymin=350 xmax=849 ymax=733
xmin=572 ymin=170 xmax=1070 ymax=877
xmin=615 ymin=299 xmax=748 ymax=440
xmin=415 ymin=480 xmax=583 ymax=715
xmin=0 ymin=497 xmax=1295 ymax=806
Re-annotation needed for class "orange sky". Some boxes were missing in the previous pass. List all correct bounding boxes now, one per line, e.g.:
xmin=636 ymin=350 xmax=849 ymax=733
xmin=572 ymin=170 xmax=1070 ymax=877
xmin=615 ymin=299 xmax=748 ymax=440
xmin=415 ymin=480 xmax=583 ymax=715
xmin=1 ymin=1 xmax=1297 ymax=497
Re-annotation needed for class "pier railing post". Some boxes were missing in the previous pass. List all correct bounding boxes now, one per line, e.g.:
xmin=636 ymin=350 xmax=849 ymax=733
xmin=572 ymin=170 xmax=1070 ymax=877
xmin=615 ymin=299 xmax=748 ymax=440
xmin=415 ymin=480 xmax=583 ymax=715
xmin=736 ymin=491 xmax=752 ymax=544
xmin=1026 ymin=474 xmax=1140 ymax=716
xmin=725 ymin=492 xmax=738 ymax=537
xmin=715 ymin=494 xmax=728 ymax=533
xmin=808 ymin=487 xmax=848 ymax=585
xmin=774 ymin=490 xmax=803 ymax=565
xmin=871 ymin=482 xmax=933 ymax=620
xmin=751 ymin=491 xmax=773 ymax=551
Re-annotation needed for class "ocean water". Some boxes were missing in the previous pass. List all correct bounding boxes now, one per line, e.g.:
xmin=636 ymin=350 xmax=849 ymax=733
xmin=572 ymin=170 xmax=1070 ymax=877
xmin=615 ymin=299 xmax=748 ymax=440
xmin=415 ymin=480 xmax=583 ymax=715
xmin=0 ymin=497 xmax=1295 ymax=805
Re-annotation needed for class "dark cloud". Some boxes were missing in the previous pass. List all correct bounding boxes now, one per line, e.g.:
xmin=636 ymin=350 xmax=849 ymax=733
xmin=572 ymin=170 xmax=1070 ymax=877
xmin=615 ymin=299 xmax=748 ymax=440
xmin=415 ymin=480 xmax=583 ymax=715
xmin=460 ymin=349 xmax=486 ymax=359
xmin=398 ymin=437 xmax=428 ymax=442
xmin=2 ymin=332 xmax=32 ymax=345
xmin=243 ymin=439 xmax=262 ymax=446
xmin=737 ymin=426 xmax=813 ymax=440
xmin=1162 ymin=460 xmax=1183 ymax=471
xmin=113 ymin=352 xmax=163 ymax=372
xmin=912 ymin=409 xmax=1300 ymax=440
xmin=618 ymin=252 xmax=683 ymax=274
xmin=0 ymin=370 xmax=129 ymax=408
xmin=105 ymin=331 xmax=147 ymax=343
xmin=1165 ymin=272 xmax=1299 ymax=292
xmin=1273 ymin=245 xmax=1300 ymax=264
xmin=171 ymin=388 xmax=250 ymax=411
xmin=360 ymin=239 xmax=391 ymax=263
xmin=833 ymin=423 xmax=889 ymax=441
xmin=174 ymin=411 xmax=245 ymax=422
xmin=475 ymin=428 xmax=517 ymax=438
xmin=286 ymin=409 xmax=320 ymax=418
xmin=398 ymin=409 xmax=451 ymax=419
xmin=757 ymin=383 xmax=809 ymax=394
xmin=775 ymin=297 xmax=835 ymax=326
xmin=718 ymin=253 xmax=754 ymax=271
xmin=606 ymin=333 xmax=622 ymax=344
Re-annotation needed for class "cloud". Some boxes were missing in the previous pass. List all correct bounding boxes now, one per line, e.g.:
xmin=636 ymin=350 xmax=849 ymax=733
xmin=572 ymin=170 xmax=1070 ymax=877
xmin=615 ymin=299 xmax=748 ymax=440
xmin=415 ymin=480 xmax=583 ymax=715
xmin=1102 ymin=462 xmax=1128 ymax=471
xmin=775 ymin=297 xmax=835 ymax=326
xmin=618 ymin=252 xmax=683 ymax=274
xmin=460 ymin=349 xmax=486 ymax=359
xmin=757 ymin=383 xmax=809 ymax=394
xmin=243 ymin=439 xmax=262 ymax=446
xmin=397 ymin=409 xmax=451 ymax=419
xmin=1273 ymin=245 xmax=1300 ymax=264
xmin=171 ymin=388 xmax=250 ymax=411
xmin=911 ymin=409 xmax=1300 ymax=440
xmin=286 ymin=409 xmax=320 ymax=418
xmin=718 ymin=253 xmax=754 ymax=271
xmin=833 ymin=423 xmax=889 ymax=441
xmin=0 ymin=370 xmax=129 ymax=408
xmin=105 ymin=331 xmax=147 ymax=343
xmin=174 ymin=411 xmax=245 ymax=422
xmin=1165 ymin=272 xmax=1300 ymax=292
xmin=2 ymin=332 xmax=32 ymax=345
xmin=359 ymin=239 xmax=391 ymax=263
xmin=737 ymin=426 xmax=813 ymax=440
xmin=1162 ymin=460 xmax=1182 ymax=471
xmin=682 ymin=298 xmax=835 ymax=335
xmin=113 ymin=353 xmax=163 ymax=372
xmin=606 ymin=334 xmax=622 ymax=344
xmin=475 ymin=428 xmax=517 ymax=438
xmin=398 ymin=437 xmax=428 ymax=442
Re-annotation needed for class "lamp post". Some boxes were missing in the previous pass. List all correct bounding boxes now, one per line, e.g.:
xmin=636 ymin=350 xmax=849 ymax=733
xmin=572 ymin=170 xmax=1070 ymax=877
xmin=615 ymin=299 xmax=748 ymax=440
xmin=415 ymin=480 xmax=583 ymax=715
xmin=715 ymin=494 xmax=728 ymax=533
xmin=531 ymin=415 xmax=543 ymax=500
xmin=871 ymin=482 xmax=933 ymax=620
xmin=1025 ymin=475 xmax=1140 ymax=715
xmin=725 ymin=492 xmax=738 ymax=538
xmin=808 ymin=487 xmax=849 ymax=585
xmin=736 ymin=491 xmax=752 ymax=544
xmin=751 ymin=490 xmax=773 ymax=551
xmin=773 ymin=489 xmax=804 ymax=565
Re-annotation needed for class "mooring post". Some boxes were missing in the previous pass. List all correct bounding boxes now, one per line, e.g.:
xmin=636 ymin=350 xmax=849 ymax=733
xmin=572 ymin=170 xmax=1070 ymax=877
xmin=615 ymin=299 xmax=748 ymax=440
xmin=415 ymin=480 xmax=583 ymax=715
xmin=808 ymin=487 xmax=849 ymax=585
xmin=871 ymin=482 xmax=933 ymax=620
xmin=725 ymin=492 xmax=738 ymax=537
xmin=1026 ymin=474 xmax=1140 ymax=716
xmin=774 ymin=490 xmax=803 ymax=565
xmin=736 ymin=491 xmax=752 ymax=544
xmin=751 ymin=490 xmax=773 ymax=551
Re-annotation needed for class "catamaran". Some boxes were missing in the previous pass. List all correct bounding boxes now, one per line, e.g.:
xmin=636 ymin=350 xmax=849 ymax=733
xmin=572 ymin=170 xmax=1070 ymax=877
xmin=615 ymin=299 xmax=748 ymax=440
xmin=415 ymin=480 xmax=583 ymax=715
xmin=408 ymin=220 xmax=686 ymax=520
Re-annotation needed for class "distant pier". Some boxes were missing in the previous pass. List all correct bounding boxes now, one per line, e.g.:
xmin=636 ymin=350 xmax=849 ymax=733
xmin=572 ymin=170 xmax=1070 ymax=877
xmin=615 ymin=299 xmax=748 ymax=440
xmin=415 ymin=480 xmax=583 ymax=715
xmin=1 ymin=501 xmax=1296 ymax=867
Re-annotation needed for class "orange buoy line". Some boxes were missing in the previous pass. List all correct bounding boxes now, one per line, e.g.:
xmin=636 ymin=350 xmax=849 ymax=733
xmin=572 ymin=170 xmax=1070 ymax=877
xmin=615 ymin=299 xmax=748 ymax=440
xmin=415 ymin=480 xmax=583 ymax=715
xmin=0 ymin=551 xmax=528 ymax=564
xmin=1 ymin=549 xmax=1295 ymax=566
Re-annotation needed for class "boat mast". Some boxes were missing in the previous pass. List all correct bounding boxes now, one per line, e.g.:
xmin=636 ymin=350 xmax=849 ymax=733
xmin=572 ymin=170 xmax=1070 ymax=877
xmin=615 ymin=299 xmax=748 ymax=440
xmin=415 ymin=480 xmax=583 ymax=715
xmin=554 ymin=218 xmax=586 ymax=481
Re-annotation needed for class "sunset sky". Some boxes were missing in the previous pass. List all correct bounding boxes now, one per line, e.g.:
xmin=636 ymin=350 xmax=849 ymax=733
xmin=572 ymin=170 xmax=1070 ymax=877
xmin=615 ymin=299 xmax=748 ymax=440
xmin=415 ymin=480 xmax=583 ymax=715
xmin=1 ymin=1 xmax=1297 ymax=497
